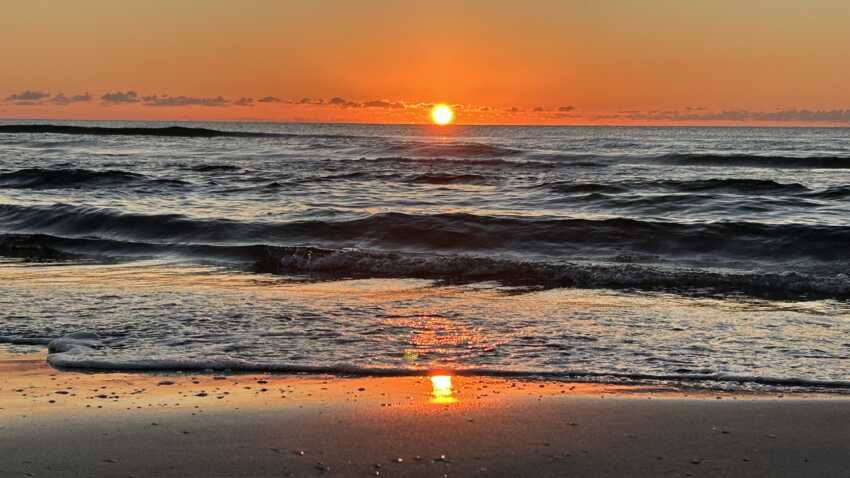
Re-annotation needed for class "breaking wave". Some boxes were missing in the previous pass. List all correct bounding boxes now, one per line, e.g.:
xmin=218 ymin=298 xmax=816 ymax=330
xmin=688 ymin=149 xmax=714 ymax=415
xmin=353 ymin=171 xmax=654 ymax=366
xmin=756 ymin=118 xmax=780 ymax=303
xmin=2 ymin=203 xmax=850 ymax=263
xmin=1 ymin=233 xmax=849 ymax=300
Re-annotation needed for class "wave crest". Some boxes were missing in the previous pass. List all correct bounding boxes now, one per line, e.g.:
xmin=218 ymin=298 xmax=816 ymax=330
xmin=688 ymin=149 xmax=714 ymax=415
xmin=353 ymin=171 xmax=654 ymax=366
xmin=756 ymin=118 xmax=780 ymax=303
xmin=2 ymin=233 xmax=849 ymax=300
xmin=648 ymin=153 xmax=850 ymax=169
xmin=3 ymin=204 xmax=850 ymax=263
xmin=0 ymin=168 xmax=188 ymax=190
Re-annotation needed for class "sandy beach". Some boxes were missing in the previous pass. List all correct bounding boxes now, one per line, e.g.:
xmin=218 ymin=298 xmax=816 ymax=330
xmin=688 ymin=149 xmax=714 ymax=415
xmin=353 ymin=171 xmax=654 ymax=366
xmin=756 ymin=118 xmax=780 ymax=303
xmin=1 ymin=349 xmax=848 ymax=477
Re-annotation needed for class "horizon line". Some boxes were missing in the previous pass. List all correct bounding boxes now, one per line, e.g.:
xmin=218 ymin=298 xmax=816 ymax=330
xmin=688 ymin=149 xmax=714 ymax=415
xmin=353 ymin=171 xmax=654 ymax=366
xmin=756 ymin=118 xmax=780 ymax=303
xmin=2 ymin=116 xmax=850 ymax=130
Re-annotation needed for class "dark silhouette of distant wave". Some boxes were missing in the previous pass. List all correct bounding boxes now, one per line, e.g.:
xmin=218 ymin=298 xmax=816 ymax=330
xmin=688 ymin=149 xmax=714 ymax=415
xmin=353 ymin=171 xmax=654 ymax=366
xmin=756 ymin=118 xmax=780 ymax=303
xmin=539 ymin=178 xmax=811 ymax=195
xmin=647 ymin=153 xmax=850 ymax=169
xmin=0 ymin=167 xmax=188 ymax=189
xmin=0 ymin=124 xmax=275 ymax=138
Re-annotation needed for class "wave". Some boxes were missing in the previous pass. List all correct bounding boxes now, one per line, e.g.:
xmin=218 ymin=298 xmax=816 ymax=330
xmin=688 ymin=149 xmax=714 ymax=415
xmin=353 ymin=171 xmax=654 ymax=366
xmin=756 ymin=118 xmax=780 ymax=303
xmin=804 ymin=186 xmax=850 ymax=200
xmin=0 ymin=167 xmax=189 ymax=190
xmin=404 ymin=172 xmax=492 ymax=185
xmin=541 ymin=178 xmax=813 ymax=198
xmin=541 ymin=183 xmax=630 ymax=194
xmin=2 ymin=233 xmax=849 ymax=300
xmin=0 ymin=233 xmax=282 ymax=263
xmin=2 ymin=204 xmax=850 ymax=263
xmin=365 ymin=156 xmax=560 ymax=169
xmin=383 ymin=141 xmax=522 ymax=158
xmin=0 ymin=234 xmax=88 ymax=261
xmin=184 ymin=163 xmax=242 ymax=172
xmin=0 ymin=124 xmax=278 ymax=138
xmin=3 ymin=333 xmax=847 ymax=390
xmin=649 ymin=178 xmax=809 ymax=194
xmin=262 ymin=246 xmax=850 ymax=300
xmin=647 ymin=153 xmax=850 ymax=169
xmin=220 ymin=171 xmax=493 ymax=190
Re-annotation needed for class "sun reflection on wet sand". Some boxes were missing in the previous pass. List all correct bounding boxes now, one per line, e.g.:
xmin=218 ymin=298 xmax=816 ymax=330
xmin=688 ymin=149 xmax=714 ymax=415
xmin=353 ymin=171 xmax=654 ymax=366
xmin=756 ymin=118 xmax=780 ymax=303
xmin=430 ymin=375 xmax=457 ymax=404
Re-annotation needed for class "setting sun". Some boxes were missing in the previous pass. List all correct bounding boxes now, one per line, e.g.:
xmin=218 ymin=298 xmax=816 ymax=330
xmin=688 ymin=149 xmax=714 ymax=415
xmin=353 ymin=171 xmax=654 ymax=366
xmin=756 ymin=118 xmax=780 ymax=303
xmin=431 ymin=104 xmax=454 ymax=125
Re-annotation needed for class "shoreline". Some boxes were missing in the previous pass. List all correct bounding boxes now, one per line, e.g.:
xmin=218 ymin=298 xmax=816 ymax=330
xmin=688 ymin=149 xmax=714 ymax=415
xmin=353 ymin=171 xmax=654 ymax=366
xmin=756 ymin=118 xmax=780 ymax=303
xmin=8 ymin=337 xmax=850 ymax=393
xmin=3 ymin=349 xmax=850 ymax=477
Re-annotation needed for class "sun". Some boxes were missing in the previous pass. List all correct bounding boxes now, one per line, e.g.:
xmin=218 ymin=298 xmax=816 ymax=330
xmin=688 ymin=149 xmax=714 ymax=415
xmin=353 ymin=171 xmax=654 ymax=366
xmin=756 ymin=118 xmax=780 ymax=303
xmin=431 ymin=104 xmax=454 ymax=125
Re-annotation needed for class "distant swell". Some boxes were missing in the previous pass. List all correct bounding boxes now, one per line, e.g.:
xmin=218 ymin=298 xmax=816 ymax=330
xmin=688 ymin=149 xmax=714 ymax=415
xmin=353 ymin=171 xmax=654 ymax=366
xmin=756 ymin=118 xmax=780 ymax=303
xmin=383 ymin=141 xmax=522 ymax=158
xmin=541 ymin=183 xmax=629 ymax=194
xmin=405 ymin=173 xmax=492 ymax=185
xmin=0 ymin=124 xmax=275 ymax=138
xmin=366 ymin=156 xmax=558 ymax=169
xmin=540 ymin=178 xmax=814 ymax=198
xmin=184 ymin=164 xmax=241 ymax=172
xmin=648 ymin=153 xmax=850 ymax=169
xmin=650 ymin=178 xmax=809 ymax=194
xmin=0 ymin=168 xmax=188 ymax=189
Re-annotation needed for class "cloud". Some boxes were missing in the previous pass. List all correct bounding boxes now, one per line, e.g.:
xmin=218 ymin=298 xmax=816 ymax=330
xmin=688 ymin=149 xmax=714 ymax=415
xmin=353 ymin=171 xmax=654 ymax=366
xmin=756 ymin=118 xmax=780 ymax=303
xmin=403 ymin=102 xmax=435 ymax=111
xmin=101 ymin=90 xmax=140 ymax=104
xmin=327 ymin=96 xmax=361 ymax=107
xmin=50 ymin=93 xmax=93 ymax=105
xmin=362 ymin=100 xmax=405 ymax=109
xmin=142 ymin=95 xmax=229 ymax=107
xmin=234 ymin=97 xmax=254 ymax=107
xmin=533 ymin=106 xmax=545 ymax=112
xmin=258 ymin=96 xmax=283 ymax=103
xmin=5 ymin=90 xmax=51 ymax=104
xmin=293 ymin=97 xmax=325 ymax=105
xmin=558 ymin=105 xmax=575 ymax=112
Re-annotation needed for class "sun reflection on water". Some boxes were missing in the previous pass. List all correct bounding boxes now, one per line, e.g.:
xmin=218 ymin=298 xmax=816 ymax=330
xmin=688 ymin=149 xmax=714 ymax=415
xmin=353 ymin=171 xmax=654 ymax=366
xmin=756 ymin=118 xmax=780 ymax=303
xmin=430 ymin=375 xmax=457 ymax=404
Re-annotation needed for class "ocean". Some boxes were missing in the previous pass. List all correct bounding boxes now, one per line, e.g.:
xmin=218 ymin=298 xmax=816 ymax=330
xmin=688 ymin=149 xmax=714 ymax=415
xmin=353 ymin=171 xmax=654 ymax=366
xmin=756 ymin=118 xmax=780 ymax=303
xmin=1 ymin=121 xmax=849 ymax=391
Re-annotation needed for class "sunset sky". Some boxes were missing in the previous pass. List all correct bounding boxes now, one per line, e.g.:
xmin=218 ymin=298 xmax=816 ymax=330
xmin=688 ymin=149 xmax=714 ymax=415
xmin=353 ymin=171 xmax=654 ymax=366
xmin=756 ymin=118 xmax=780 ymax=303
xmin=2 ymin=0 xmax=849 ymax=125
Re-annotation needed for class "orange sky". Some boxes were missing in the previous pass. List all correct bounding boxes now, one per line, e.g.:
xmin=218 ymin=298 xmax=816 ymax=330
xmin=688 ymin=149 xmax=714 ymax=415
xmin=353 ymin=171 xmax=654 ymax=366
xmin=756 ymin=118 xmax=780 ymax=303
xmin=2 ymin=0 xmax=849 ymax=125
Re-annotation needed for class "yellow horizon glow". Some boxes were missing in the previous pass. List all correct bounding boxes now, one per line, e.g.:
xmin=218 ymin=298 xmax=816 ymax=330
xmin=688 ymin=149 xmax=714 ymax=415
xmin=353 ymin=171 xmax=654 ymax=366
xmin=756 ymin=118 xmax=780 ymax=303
xmin=431 ymin=104 xmax=454 ymax=125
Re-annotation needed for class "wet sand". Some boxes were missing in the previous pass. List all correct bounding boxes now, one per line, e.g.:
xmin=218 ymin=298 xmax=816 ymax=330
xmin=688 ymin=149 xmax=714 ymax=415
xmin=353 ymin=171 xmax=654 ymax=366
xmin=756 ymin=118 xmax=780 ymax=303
xmin=1 ymin=350 xmax=849 ymax=477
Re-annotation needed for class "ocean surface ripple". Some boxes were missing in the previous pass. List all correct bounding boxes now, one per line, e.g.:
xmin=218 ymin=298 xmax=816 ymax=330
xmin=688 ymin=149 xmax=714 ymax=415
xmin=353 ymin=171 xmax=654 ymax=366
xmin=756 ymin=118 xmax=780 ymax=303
xmin=2 ymin=121 xmax=850 ymax=391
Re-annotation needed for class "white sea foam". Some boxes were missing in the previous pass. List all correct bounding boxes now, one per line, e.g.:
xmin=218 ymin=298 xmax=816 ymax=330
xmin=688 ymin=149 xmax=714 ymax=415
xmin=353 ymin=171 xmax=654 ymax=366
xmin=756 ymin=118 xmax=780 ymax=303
xmin=31 ymin=333 xmax=850 ymax=391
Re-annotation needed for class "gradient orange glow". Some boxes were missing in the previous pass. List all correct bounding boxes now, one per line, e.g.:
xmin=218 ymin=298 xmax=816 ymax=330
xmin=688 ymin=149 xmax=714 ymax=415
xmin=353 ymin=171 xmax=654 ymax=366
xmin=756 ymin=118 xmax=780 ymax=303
xmin=1 ymin=1 xmax=849 ymax=125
